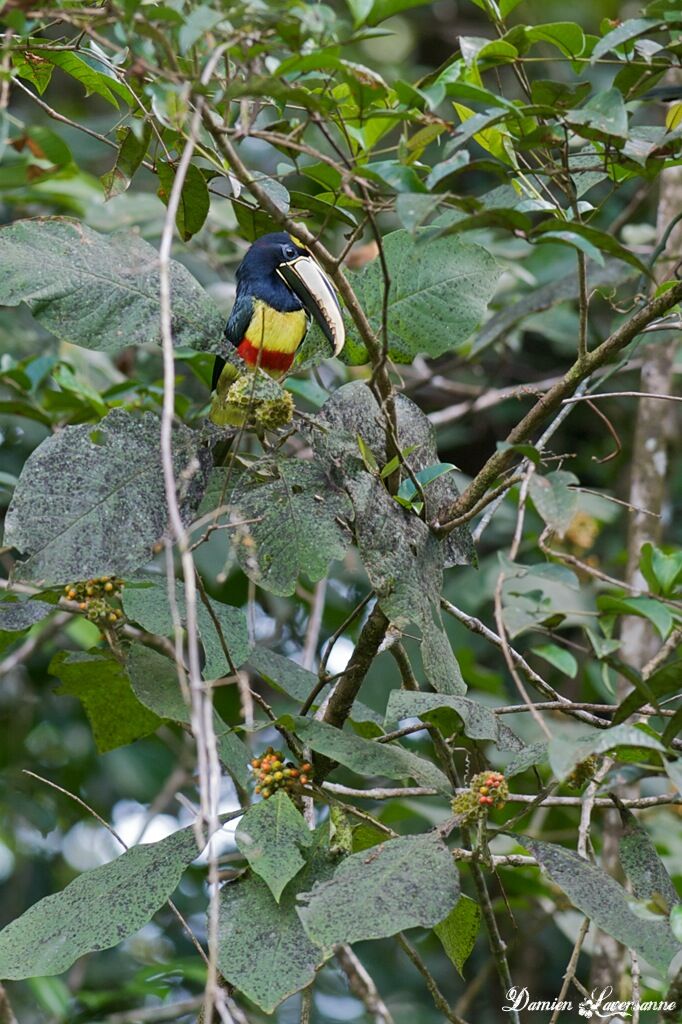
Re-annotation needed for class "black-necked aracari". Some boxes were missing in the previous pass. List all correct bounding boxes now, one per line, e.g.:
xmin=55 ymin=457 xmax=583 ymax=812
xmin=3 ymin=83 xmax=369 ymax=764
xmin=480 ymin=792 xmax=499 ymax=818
xmin=210 ymin=233 xmax=344 ymax=426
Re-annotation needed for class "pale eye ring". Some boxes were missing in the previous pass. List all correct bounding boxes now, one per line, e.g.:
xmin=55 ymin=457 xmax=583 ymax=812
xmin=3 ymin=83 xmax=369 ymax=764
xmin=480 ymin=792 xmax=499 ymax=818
xmin=282 ymin=244 xmax=297 ymax=259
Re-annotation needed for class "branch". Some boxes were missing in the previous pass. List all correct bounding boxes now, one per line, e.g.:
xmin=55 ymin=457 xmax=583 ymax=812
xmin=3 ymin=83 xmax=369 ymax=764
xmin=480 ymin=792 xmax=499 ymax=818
xmin=435 ymin=278 xmax=682 ymax=530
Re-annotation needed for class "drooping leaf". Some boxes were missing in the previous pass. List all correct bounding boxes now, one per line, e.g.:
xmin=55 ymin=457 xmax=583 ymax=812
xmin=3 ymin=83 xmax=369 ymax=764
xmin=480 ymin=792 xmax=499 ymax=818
xmin=50 ymin=649 xmax=162 ymax=753
xmin=568 ymin=89 xmax=629 ymax=139
xmin=526 ymin=22 xmax=586 ymax=58
xmin=157 ymin=161 xmax=210 ymax=241
xmin=236 ymin=792 xmax=312 ymax=902
xmin=548 ymin=724 xmax=665 ymax=781
xmin=531 ymin=643 xmax=578 ymax=679
xmin=597 ymin=595 xmax=674 ymax=641
xmin=229 ymin=458 xmax=353 ymax=597
xmin=434 ymin=895 xmax=481 ymax=976
xmin=126 ymin=645 xmax=250 ymax=789
xmin=4 ymin=409 xmax=209 ymax=585
xmin=529 ymin=471 xmax=579 ymax=535
xmin=100 ymin=123 xmax=152 ymax=200
xmin=248 ymin=646 xmax=323 ymax=704
xmin=385 ymin=691 xmax=522 ymax=750
xmin=218 ymin=841 xmax=333 ymax=1013
xmin=617 ymin=804 xmax=679 ymax=913
xmin=297 ymin=833 xmax=459 ymax=949
xmin=0 ymin=598 xmax=54 ymax=652
xmin=511 ymin=834 xmax=681 ymax=973
xmin=345 ymin=229 xmax=500 ymax=364
xmin=283 ymin=716 xmax=450 ymax=793
xmin=0 ymin=826 xmax=201 ymax=979
xmin=123 ymin=577 xmax=251 ymax=679
xmin=591 ymin=18 xmax=659 ymax=62
xmin=42 ymin=51 xmax=134 ymax=108
xmin=0 ymin=218 xmax=223 ymax=352
xmin=12 ymin=52 xmax=53 ymax=94
xmin=612 ymin=661 xmax=682 ymax=725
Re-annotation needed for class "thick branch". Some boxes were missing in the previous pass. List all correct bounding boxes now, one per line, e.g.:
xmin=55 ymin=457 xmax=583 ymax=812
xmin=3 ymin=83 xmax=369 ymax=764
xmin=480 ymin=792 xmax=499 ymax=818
xmin=436 ymin=278 xmax=682 ymax=530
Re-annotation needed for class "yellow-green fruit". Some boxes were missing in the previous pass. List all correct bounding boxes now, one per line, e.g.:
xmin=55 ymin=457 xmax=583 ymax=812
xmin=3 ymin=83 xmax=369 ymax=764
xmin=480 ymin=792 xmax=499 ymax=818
xmin=255 ymin=393 xmax=295 ymax=430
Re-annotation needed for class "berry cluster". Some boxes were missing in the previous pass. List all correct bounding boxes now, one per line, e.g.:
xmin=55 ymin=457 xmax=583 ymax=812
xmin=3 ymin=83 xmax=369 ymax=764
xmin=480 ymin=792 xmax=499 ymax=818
xmin=452 ymin=770 xmax=509 ymax=823
xmin=64 ymin=576 xmax=124 ymax=625
xmin=250 ymin=747 xmax=313 ymax=799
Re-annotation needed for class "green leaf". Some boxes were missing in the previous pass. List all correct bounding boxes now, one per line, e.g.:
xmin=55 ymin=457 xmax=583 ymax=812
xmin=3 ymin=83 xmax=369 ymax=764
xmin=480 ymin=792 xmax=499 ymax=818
xmin=434 ymin=895 xmax=481 ymax=976
xmin=297 ymin=834 xmax=459 ymax=949
xmin=283 ymin=715 xmax=451 ymax=793
xmin=612 ymin=661 xmax=682 ymax=725
xmin=236 ymin=792 xmax=312 ymax=902
xmin=568 ymin=88 xmax=629 ymax=139
xmin=591 ymin=18 xmax=659 ymax=62
xmin=0 ymin=218 xmax=223 ymax=352
xmin=346 ymin=229 xmax=500 ymax=364
xmin=12 ymin=51 xmax=53 ymax=94
xmin=123 ymin=577 xmax=250 ymax=678
xmin=42 ymin=51 xmax=133 ymax=108
xmin=156 ymin=161 xmax=210 ymax=242
xmin=529 ymin=471 xmax=579 ymax=535
xmin=385 ymin=690 xmax=522 ymax=750
xmin=4 ymin=409 xmax=208 ymax=585
xmin=0 ymin=826 xmax=201 ymax=979
xmin=296 ymin=835 xmax=456 ymax=946
xmin=315 ymin=383 xmax=472 ymax=694
xmin=127 ymin=644 xmax=189 ymax=723
xmin=367 ymin=0 xmax=432 ymax=25
xmin=127 ymin=644 xmax=250 ymax=789
xmin=531 ymin=643 xmax=578 ymax=678
xmin=535 ymin=221 xmax=648 ymax=274
xmin=617 ymin=804 xmax=679 ymax=913
xmin=218 ymin=843 xmax=333 ymax=1013
xmin=247 ymin=647 xmax=321 ymax=704
xmin=0 ymin=598 xmax=54 ymax=652
xmin=511 ymin=834 xmax=681 ymax=974
xmin=526 ymin=22 xmax=586 ymax=58
xmin=50 ymin=649 xmax=162 ymax=753
xmin=229 ymin=458 xmax=353 ymax=597
xmin=597 ymin=595 xmax=674 ymax=641
xmin=425 ymin=151 xmax=470 ymax=190
xmin=548 ymin=724 xmax=665 ymax=781
xmin=101 ymin=123 xmax=151 ymax=200
xmin=640 ymin=543 xmax=682 ymax=597
xmin=397 ymin=463 xmax=456 ymax=503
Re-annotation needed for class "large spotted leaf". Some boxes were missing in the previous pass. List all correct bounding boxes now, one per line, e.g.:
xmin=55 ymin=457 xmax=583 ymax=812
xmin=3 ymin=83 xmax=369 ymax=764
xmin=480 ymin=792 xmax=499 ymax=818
xmin=0 ymin=217 xmax=223 ymax=352
xmin=344 ymin=229 xmax=499 ymax=364
xmin=229 ymin=458 xmax=353 ymax=596
xmin=0 ymin=826 xmax=201 ymax=979
xmin=3 ymin=409 xmax=209 ymax=585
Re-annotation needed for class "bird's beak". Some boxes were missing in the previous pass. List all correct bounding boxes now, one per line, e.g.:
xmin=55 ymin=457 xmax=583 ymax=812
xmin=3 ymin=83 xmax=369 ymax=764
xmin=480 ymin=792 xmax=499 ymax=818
xmin=277 ymin=255 xmax=345 ymax=356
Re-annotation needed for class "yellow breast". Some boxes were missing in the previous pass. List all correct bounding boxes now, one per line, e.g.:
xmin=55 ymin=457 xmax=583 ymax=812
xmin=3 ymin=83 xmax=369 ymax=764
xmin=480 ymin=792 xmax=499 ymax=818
xmin=247 ymin=301 xmax=308 ymax=354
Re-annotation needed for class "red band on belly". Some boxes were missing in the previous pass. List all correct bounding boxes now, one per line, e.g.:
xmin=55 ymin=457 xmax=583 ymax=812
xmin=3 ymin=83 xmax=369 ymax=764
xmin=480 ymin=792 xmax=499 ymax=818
xmin=237 ymin=338 xmax=295 ymax=373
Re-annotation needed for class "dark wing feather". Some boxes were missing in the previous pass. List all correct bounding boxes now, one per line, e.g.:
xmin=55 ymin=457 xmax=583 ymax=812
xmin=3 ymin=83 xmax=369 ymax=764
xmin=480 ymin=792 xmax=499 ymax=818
xmin=211 ymin=292 xmax=254 ymax=392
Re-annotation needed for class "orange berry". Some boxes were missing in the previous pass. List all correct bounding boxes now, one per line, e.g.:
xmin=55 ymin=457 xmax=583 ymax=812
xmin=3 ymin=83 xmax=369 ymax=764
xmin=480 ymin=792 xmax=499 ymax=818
xmin=300 ymin=775 xmax=309 ymax=785
xmin=79 ymin=602 xmax=87 ymax=611
xmin=251 ymin=759 xmax=260 ymax=768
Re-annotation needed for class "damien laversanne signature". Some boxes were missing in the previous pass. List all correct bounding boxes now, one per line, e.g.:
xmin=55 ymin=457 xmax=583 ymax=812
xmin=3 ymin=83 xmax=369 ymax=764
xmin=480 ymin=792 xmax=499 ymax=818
xmin=502 ymin=986 xmax=676 ymax=1018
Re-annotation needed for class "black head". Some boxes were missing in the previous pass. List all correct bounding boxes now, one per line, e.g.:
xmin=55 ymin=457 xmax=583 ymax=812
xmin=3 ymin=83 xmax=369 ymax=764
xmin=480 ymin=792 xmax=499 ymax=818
xmin=236 ymin=233 xmax=309 ymax=310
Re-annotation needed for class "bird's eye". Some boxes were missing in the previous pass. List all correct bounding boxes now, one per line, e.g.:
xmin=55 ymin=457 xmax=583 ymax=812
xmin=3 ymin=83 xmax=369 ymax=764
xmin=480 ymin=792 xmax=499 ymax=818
xmin=282 ymin=244 xmax=297 ymax=259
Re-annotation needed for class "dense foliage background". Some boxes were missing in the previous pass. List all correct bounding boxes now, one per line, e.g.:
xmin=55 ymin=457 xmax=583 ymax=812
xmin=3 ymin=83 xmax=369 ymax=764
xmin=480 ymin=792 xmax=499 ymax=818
xmin=1 ymin=1 xmax=681 ymax=1022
